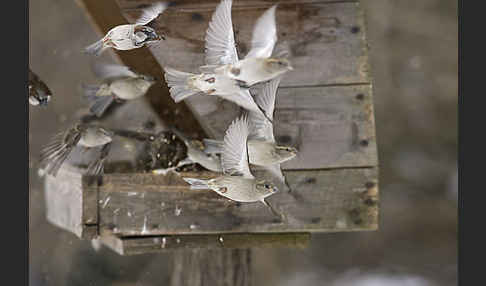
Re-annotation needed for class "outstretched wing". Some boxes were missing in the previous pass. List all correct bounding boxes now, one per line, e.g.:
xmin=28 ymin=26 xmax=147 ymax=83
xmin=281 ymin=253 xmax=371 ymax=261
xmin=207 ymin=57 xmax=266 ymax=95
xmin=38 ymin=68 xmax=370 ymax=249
xmin=222 ymin=115 xmax=253 ymax=178
xmin=248 ymin=77 xmax=281 ymax=142
xmin=40 ymin=127 xmax=82 ymax=176
xmin=245 ymin=5 xmax=277 ymax=59
xmin=216 ymin=89 xmax=261 ymax=113
xmin=205 ymin=0 xmax=239 ymax=66
xmin=92 ymin=63 xmax=138 ymax=80
xmin=135 ymin=2 xmax=168 ymax=25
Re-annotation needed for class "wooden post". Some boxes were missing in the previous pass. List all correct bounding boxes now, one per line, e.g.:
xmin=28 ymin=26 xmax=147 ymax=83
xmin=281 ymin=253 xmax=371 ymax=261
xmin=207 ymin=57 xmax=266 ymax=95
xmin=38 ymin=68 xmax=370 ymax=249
xmin=170 ymin=249 xmax=252 ymax=286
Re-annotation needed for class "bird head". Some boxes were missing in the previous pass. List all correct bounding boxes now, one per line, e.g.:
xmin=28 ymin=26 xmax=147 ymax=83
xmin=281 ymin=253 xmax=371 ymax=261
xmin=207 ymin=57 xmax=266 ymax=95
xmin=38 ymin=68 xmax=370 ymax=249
xmin=135 ymin=26 xmax=164 ymax=45
xmin=275 ymin=145 xmax=298 ymax=161
xmin=265 ymin=58 xmax=293 ymax=73
xmin=256 ymin=181 xmax=279 ymax=195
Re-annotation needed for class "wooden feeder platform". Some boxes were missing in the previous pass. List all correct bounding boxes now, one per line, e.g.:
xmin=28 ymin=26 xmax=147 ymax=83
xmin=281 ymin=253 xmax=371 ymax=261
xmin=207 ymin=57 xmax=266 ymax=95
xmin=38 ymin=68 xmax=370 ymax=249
xmin=46 ymin=0 xmax=379 ymax=257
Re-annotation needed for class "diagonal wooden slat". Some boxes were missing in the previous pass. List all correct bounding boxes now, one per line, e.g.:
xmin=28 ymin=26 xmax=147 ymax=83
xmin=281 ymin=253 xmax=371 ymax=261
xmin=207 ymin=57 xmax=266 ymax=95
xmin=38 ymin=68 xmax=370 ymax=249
xmin=75 ymin=0 xmax=207 ymax=139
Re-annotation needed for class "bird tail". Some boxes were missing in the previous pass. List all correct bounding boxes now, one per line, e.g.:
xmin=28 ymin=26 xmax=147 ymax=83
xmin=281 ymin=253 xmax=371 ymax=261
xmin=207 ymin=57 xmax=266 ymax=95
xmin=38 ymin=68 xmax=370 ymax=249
xmin=202 ymin=139 xmax=224 ymax=154
xmin=84 ymin=39 xmax=106 ymax=56
xmin=183 ymin=178 xmax=211 ymax=190
xmin=164 ymin=67 xmax=200 ymax=102
xmin=81 ymin=84 xmax=114 ymax=117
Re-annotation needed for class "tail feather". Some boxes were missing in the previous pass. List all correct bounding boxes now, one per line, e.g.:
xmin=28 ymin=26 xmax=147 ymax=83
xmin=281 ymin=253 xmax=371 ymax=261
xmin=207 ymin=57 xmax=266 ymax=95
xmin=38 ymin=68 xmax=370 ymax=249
xmin=183 ymin=178 xmax=210 ymax=190
xmin=164 ymin=67 xmax=200 ymax=102
xmin=202 ymin=139 xmax=224 ymax=154
xmin=81 ymin=84 xmax=102 ymax=100
xmin=84 ymin=39 xmax=106 ymax=56
xmin=81 ymin=84 xmax=114 ymax=117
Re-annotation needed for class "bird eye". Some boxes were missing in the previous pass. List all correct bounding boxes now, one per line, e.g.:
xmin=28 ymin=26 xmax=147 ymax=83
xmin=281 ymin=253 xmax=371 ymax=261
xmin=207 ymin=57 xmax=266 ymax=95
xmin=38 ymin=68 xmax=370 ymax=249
xmin=264 ymin=184 xmax=270 ymax=189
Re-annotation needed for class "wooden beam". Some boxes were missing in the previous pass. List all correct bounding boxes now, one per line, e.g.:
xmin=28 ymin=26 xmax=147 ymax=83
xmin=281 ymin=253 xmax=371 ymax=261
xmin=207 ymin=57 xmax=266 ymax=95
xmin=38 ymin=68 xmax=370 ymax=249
xmin=75 ymin=0 xmax=207 ymax=139
xmin=89 ymin=168 xmax=377 ymax=236
xmin=45 ymin=165 xmax=378 ymax=238
xmin=99 ymin=233 xmax=310 ymax=255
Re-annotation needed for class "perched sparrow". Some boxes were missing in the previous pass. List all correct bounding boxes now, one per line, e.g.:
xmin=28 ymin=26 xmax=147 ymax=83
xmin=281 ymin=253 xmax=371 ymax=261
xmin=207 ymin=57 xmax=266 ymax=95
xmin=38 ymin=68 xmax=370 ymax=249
xmin=183 ymin=116 xmax=278 ymax=205
xmin=82 ymin=63 xmax=156 ymax=117
xmin=164 ymin=67 xmax=263 ymax=114
xmin=203 ymin=0 xmax=293 ymax=87
xmin=202 ymin=77 xmax=297 ymax=189
xmin=29 ymin=68 xmax=52 ymax=106
xmin=84 ymin=2 xmax=168 ymax=56
xmin=40 ymin=123 xmax=114 ymax=176
xmin=169 ymin=128 xmax=222 ymax=173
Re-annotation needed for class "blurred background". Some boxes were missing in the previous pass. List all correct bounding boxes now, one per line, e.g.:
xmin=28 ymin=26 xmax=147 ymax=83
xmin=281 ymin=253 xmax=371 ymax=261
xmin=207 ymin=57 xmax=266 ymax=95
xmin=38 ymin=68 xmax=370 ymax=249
xmin=29 ymin=0 xmax=457 ymax=285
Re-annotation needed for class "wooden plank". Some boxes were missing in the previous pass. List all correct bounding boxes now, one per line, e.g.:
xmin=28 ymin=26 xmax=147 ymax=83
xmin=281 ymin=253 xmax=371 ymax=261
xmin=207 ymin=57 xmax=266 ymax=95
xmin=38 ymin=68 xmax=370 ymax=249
xmin=76 ymin=0 xmax=207 ymax=139
xmin=119 ymin=1 xmax=370 ymax=87
xmin=189 ymin=85 xmax=378 ymax=169
xmin=96 ymin=168 xmax=378 ymax=236
xmin=100 ymin=233 xmax=309 ymax=255
xmin=44 ymin=166 xmax=98 ymax=239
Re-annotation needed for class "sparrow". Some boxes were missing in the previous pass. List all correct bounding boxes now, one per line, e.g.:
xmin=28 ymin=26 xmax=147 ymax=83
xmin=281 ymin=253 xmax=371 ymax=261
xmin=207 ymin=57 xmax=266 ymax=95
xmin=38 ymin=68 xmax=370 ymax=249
xmin=202 ymin=77 xmax=297 ymax=190
xmin=169 ymin=128 xmax=223 ymax=173
xmin=203 ymin=0 xmax=293 ymax=88
xmin=29 ymin=68 xmax=52 ymax=106
xmin=39 ymin=123 xmax=114 ymax=177
xmin=84 ymin=2 xmax=168 ymax=56
xmin=182 ymin=115 xmax=278 ymax=205
xmin=81 ymin=63 xmax=156 ymax=117
xmin=163 ymin=66 xmax=264 ymax=114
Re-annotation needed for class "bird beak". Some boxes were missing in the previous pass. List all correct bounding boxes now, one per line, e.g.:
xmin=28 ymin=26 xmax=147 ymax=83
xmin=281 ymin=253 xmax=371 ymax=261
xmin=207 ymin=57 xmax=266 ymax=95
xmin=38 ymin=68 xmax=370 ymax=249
xmin=148 ymin=32 xmax=163 ymax=42
xmin=288 ymin=65 xmax=294 ymax=71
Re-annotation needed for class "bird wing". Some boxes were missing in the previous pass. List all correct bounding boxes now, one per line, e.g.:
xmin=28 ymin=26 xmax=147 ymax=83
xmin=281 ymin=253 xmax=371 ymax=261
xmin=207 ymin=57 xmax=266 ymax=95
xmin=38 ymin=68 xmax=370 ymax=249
xmin=135 ymin=2 xmax=168 ymax=25
xmin=261 ymin=164 xmax=286 ymax=188
xmin=248 ymin=77 xmax=281 ymax=142
xmin=40 ymin=127 xmax=82 ymax=176
xmin=222 ymin=115 xmax=253 ymax=178
xmin=92 ymin=63 xmax=138 ymax=80
xmin=216 ymin=89 xmax=260 ymax=113
xmin=205 ymin=0 xmax=239 ymax=66
xmin=245 ymin=5 xmax=277 ymax=59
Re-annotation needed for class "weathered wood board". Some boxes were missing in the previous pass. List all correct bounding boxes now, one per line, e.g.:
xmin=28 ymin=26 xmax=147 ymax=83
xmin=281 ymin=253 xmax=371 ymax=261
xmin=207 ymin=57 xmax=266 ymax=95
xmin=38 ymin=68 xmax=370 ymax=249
xmin=118 ymin=0 xmax=376 ymax=171
xmin=44 ymin=166 xmax=98 ymax=239
xmin=46 ymin=165 xmax=378 ymax=237
xmin=187 ymin=84 xmax=377 ymax=169
xmin=100 ymin=233 xmax=309 ymax=255
xmin=119 ymin=1 xmax=370 ymax=87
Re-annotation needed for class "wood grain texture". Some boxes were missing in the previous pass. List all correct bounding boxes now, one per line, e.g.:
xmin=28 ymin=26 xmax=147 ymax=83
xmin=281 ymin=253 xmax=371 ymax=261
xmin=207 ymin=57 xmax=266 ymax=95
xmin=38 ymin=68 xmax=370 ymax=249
xmin=95 ymin=168 xmax=378 ymax=236
xmin=170 ymin=249 xmax=252 ymax=286
xmin=188 ymin=85 xmax=378 ymax=169
xmin=119 ymin=1 xmax=370 ymax=87
xmin=44 ymin=166 xmax=97 ymax=239
xmin=99 ymin=233 xmax=309 ymax=255
xmin=76 ymin=0 xmax=207 ymax=139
